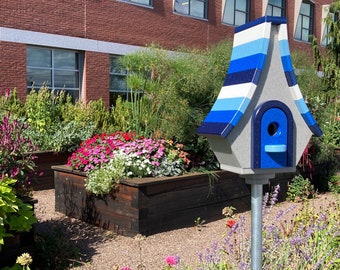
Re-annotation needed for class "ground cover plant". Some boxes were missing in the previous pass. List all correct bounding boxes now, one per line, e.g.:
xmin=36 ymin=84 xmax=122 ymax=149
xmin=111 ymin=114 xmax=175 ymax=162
xmin=116 ymin=187 xmax=340 ymax=270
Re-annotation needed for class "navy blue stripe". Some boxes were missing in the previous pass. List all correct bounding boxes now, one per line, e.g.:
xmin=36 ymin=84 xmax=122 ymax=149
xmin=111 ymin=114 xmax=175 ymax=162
xmin=235 ymin=16 xmax=287 ymax=33
xmin=223 ymin=68 xmax=262 ymax=86
xmin=309 ymin=124 xmax=323 ymax=137
xmin=228 ymin=54 xmax=267 ymax=74
xmin=197 ymin=122 xmax=235 ymax=138
xmin=284 ymin=71 xmax=297 ymax=87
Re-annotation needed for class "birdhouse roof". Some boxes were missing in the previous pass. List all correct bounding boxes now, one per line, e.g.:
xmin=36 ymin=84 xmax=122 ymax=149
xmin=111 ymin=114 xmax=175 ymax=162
xmin=197 ymin=16 xmax=322 ymax=138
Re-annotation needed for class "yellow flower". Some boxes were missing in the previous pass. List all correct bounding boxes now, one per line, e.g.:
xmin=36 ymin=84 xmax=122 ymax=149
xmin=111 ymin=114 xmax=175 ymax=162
xmin=16 ymin=253 xmax=33 ymax=266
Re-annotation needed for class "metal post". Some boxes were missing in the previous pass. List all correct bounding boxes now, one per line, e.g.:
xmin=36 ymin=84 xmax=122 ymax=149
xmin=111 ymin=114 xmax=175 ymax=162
xmin=245 ymin=174 xmax=273 ymax=270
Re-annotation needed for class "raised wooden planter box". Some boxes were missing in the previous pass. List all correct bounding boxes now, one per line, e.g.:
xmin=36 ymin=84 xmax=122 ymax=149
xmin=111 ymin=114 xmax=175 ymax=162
xmin=53 ymin=166 xmax=253 ymax=236
xmin=53 ymin=165 xmax=295 ymax=236
xmin=29 ymin=151 xmax=70 ymax=190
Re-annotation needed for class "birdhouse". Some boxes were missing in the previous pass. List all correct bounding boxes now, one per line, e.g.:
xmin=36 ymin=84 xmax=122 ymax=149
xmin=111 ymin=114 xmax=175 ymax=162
xmin=197 ymin=16 xmax=322 ymax=176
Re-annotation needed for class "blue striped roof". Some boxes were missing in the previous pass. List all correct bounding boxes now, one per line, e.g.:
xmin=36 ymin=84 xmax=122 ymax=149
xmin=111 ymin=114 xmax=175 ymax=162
xmin=197 ymin=16 xmax=322 ymax=138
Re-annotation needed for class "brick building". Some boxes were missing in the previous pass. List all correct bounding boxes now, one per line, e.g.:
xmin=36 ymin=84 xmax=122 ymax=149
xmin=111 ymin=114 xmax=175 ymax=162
xmin=0 ymin=0 xmax=333 ymax=106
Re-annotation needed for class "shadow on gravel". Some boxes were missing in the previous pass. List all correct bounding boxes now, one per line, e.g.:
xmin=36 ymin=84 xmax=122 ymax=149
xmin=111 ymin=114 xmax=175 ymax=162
xmin=34 ymin=217 xmax=115 ymax=269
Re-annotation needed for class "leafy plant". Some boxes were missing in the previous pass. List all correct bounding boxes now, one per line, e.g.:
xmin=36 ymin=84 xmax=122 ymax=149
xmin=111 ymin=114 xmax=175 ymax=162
xmin=287 ymin=174 xmax=314 ymax=202
xmin=329 ymin=174 xmax=340 ymax=193
xmin=34 ymin=226 xmax=80 ymax=269
xmin=0 ymin=177 xmax=37 ymax=251
xmin=85 ymin=152 xmax=127 ymax=195
xmin=0 ymin=112 xmax=37 ymax=196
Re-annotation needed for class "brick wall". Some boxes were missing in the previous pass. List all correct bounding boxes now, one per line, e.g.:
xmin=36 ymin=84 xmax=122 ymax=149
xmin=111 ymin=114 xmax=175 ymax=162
xmin=83 ymin=51 xmax=110 ymax=105
xmin=0 ymin=41 xmax=26 ymax=101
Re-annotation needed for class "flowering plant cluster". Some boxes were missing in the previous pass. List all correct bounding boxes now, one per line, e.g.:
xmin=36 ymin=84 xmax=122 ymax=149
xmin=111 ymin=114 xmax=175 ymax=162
xmin=67 ymin=132 xmax=191 ymax=195
xmin=0 ymin=112 xmax=38 ymax=197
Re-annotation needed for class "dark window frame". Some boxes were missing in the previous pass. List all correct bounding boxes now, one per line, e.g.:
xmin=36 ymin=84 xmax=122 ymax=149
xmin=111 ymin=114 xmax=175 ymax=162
xmin=174 ymin=0 xmax=208 ymax=20
xmin=222 ymin=0 xmax=249 ymax=27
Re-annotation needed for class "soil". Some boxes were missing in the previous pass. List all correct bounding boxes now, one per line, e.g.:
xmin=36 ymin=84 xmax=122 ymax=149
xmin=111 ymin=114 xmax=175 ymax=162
xmin=33 ymin=189 xmax=338 ymax=269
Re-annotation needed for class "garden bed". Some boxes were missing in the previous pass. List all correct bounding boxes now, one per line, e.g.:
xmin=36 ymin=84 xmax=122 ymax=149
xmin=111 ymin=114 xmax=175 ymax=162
xmin=53 ymin=165 xmax=295 ymax=236
xmin=29 ymin=151 xmax=70 ymax=190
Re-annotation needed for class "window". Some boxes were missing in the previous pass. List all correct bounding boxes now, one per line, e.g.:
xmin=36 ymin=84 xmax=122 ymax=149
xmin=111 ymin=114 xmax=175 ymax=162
xmin=110 ymin=55 xmax=129 ymax=106
xmin=27 ymin=46 xmax=81 ymax=101
xmin=222 ymin=0 xmax=249 ymax=26
xmin=321 ymin=7 xmax=338 ymax=46
xmin=174 ymin=0 xmax=208 ymax=19
xmin=294 ymin=1 xmax=314 ymax=42
xmin=266 ymin=0 xmax=285 ymax=17
xmin=121 ymin=0 xmax=152 ymax=6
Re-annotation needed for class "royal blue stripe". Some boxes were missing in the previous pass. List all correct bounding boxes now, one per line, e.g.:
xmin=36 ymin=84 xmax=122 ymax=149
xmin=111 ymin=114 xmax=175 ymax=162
xmin=281 ymin=55 xmax=293 ymax=72
xmin=203 ymin=110 xmax=239 ymax=123
xmin=231 ymin=38 xmax=269 ymax=60
xmin=284 ymin=71 xmax=297 ymax=87
xmin=212 ymin=97 xmax=250 ymax=112
xmin=228 ymin=54 xmax=267 ymax=74
xmin=301 ymin=111 xmax=317 ymax=126
xmin=224 ymin=69 xmax=262 ymax=86
xmin=235 ymin=16 xmax=287 ymax=33
xmin=228 ymin=110 xmax=244 ymax=128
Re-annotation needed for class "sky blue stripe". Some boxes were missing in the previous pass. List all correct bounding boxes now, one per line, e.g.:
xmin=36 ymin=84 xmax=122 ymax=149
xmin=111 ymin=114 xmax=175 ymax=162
xmin=228 ymin=54 xmax=267 ymax=74
xmin=231 ymin=38 xmax=269 ymax=60
xmin=279 ymin=40 xmax=290 ymax=56
xmin=203 ymin=110 xmax=239 ymax=123
xmin=211 ymin=97 xmax=250 ymax=111
xmin=295 ymin=99 xmax=310 ymax=114
xmin=281 ymin=55 xmax=293 ymax=72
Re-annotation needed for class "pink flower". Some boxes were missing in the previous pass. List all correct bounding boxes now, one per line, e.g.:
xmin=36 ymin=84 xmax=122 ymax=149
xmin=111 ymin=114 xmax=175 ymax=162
xmin=165 ymin=255 xmax=180 ymax=266
xmin=120 ymin=267 xmax=132 ymax=270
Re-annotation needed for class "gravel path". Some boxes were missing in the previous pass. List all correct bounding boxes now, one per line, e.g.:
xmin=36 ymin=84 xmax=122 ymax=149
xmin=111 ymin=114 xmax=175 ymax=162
xmin=33 ymin=189 xmax=338 ymax=269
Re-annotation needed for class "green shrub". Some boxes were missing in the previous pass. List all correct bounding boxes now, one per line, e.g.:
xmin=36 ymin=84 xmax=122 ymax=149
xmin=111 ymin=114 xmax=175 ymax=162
xmin=25 ymin=87 xmax=64 ymax=134
xmin=287 ymin=174 xmax=314 ymax=202
xmin=0 ymin=88 xmax=25 ymax=117
xmin=117 ymin=40 xmax=233 ymax=144
xmin=329 ymin=174 xmax=340 ymax=193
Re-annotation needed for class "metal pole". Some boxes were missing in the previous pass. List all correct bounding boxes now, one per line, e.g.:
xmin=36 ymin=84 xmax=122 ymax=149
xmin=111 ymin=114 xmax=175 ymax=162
xmin=245 ymin=174 xmax=273 ymax=270
xmin=251 ymin=183 xmax=263 ymax=270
